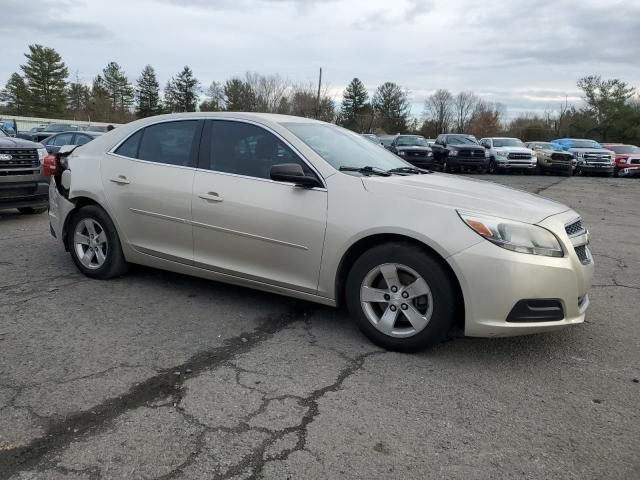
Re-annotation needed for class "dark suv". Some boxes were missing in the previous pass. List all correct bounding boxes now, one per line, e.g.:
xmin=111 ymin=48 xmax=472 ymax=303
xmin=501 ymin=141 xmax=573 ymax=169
xmin=0 ymin=128 xmax=49 ymax=214
xmin=431 ymin=134 xmax=489 ymax=173
xmin=390 ymin=135 xmax=433 ymax=169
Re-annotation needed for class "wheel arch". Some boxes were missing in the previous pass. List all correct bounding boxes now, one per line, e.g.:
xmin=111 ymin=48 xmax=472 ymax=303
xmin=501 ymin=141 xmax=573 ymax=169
xmin=334 ymin=233 xmax=465 ymax=329
xmin=61 ymin=195 xmax=109 ymax=251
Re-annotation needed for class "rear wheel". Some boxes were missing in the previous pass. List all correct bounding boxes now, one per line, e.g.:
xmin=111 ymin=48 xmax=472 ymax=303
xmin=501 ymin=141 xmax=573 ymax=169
xmin=346 ymin=243 xmax=456 ymax=351
xmin=67 ymin=205 xmax=128 ymax=279
xmin=18 ymin=207 xmax=47 ymax=215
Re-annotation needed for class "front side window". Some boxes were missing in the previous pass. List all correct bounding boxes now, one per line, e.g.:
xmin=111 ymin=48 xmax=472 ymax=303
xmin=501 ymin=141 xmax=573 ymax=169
xmin=51 ymin=133 xmax=74 ymax=146
xmin=138 ymin=121 xmax=198 ymax=167
xmin=206 ymin=121 xmax=313 ymax=180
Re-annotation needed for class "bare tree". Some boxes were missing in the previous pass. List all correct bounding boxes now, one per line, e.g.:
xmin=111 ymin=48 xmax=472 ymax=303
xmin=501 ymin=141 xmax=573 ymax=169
xmin=245 ymin=72 xmax=290 ymax=113
xmin=424 ymin=89 xmax=453 ymax=135
xmin=467 ymin=100 xmax=505 ymax=138
xmin=453 ymin=91 xmax=477 ymax=132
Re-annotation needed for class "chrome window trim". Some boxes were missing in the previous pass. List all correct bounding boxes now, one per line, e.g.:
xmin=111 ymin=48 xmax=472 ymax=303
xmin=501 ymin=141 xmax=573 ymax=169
xmin=106 ymin=116 xmax=327 ymax=188
xmin=194 ymin=167 xmax=327 ymax=192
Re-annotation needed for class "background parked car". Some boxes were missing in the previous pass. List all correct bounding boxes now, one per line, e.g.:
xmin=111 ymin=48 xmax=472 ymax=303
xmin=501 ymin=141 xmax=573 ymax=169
xmin=41 ymin=131 xmax=103 ymax=154
xmin=389 ymin=134 xmax=433 ymax=169
xmin=601 ymin=143 xmax=640 ymax=176
xmin=83 ymin=125 xmax=115 ymax=133
xmin=378 ymin=135 xmax=395 ymax=150
xmin=23 ymin=123 xmax=80 ymax=143
xmin=431 ymin=134 xmax=488 ymax=173
xmin=551 ymin=138 xmax=615 ymax=176
xmin=0 ymin=119 xmax=18 ymax=136
xmin=525 ymin=141 xmax=575 ymax=176
xmin=480 ymin=137 xmax=537 ymax=174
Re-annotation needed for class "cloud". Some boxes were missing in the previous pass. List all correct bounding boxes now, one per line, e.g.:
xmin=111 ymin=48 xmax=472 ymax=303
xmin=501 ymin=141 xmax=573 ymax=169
xmin=0 ymin=0 xmax=109 ymax=39
xmin=354 ymin=0 xmax=434 ymax=30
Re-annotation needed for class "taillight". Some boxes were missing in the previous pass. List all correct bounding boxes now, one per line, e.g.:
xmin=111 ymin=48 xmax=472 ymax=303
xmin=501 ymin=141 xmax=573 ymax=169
xmin=43 ymin=154 xmax=58 ymax=176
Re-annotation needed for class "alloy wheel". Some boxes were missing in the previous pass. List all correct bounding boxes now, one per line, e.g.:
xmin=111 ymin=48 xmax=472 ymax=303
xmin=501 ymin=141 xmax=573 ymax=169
xmin=360 ymin=263 xmax=434 ymax=338
xmin=73 ymin=218 xmax=108 ymax=270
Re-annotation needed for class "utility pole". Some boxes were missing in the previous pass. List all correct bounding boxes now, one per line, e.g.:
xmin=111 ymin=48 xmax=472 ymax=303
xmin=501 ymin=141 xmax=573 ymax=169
xmin=315 ymin=67 xmax=322 ymax=119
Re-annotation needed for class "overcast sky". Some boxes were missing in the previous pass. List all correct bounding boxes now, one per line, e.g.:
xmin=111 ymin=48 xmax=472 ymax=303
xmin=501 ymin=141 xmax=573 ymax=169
xmin=1 ymin=0 xmax=639 ymax=117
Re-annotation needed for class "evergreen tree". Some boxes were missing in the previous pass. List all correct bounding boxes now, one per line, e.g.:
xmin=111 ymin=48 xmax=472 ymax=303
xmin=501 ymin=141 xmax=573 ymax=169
xmin=20 ymin=44 xmax=68 ymax=117
xmin=135 ymin=65 xmax=161 ymax=117
xmin=172 ymin=66 xmax=199 ymax=112
xmin=339 ymin=78 xmax=369 ymax=131
xmin=223 ymin=78 xmax=255 ymax=111
xmin=0 ymin=72 xmax=30 ymax=115
xmin=88 ymin=75 xmax=112 ymax=122
xmin=66 ymin=75 xmax=91 ymax=120
xmin=372 ymin=82 xmax=411 ymax=133
xmin=102 ymin=62 xmax=134 ymax=114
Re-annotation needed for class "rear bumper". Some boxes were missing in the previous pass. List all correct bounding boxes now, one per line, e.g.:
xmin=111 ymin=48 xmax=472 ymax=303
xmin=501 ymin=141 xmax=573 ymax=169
xmin=0 ymin=180 xmax=49 ymax=210
xmin=48 ymin=180 xmax=76 ymax=245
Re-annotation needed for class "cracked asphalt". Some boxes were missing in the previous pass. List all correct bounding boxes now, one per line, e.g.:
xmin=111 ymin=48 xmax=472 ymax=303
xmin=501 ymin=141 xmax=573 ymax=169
xmin=1 ymin=174 xmax=639 ymax=479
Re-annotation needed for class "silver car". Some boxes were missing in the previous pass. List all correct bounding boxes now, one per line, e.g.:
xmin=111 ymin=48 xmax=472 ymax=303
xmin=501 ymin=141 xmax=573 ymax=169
xmin=48 ymin=113 xmax=594 ymax=351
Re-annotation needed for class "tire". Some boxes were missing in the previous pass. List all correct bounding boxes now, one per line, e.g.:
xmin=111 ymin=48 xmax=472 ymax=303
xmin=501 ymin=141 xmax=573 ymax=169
xmin=18 ymin=207 xmax=47 ymax=215
xmin=443 ymin=159 xmax=451 ymax=173
xmin=345 ymin=243 xmax=456 ymax=352
xmin=614 ymin=168 xmax=620 ymax=177
xmin=488 ymin=159 xmax=498 ymax=174
xmin=67 ymin=205 xmax=128 ymax=279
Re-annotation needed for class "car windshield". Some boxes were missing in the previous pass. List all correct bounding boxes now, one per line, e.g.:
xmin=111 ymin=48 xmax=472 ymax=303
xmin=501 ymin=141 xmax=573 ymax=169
xmin=571 ymin=140 xmax=601 ymax=149
xmin=447 ymin=135 xmax=478 ymax=145
xmin=396 ymin=135 xmax=428 ymax=146
xmin=609 ymin=145 xmax=640 ymax=154
xmin=379 ymin=137 xmax=393 ymax=146
xmin=493 ymin=138 xmax=525 ymax=148
xmin=283 ymin=123 xmax=410 ymax=173
xmin=530 ymin=142 xmax=554 ymax=149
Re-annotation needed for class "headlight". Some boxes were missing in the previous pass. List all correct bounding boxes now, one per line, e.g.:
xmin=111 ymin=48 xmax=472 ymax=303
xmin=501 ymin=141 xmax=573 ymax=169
xmin=497 ymin=151 xmax=509 ymax=158
xmin=449 ymin=149 xmax=458 ymax=156
xmin=484 ymin=150 xmax=490 ymax=158
xmin=427 ymin=151 xmax=433 ymax=157
xmin=37 ymin=148 xmax=47 ymax=162
xmin=458 ymin=211 xmax=564 ymax=257
xmin=398 ymin=151 xmax=405 ymax=156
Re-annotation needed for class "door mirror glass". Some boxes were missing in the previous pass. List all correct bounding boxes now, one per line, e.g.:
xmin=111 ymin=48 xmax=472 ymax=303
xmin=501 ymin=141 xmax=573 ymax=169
xmin=270 ymin=163 xmax=320 ymax=187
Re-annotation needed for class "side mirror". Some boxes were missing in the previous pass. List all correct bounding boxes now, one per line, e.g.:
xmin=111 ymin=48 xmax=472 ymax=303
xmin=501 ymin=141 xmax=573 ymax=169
xmin=270 ymin=163 xmax=321 ymax=188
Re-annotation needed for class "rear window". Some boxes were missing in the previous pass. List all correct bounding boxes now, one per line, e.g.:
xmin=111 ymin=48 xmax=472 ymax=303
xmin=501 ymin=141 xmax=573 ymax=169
xmin=115 ymin=130 xmax=142 ymax=158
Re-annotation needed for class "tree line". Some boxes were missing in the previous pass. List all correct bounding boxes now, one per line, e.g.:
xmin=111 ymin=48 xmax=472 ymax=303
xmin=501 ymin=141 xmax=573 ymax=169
xmin=1 ymin=44 xmax=638 ymax=145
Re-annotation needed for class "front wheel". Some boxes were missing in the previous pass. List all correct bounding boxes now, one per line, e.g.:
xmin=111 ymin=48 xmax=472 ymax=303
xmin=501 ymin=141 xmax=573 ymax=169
xmin=345 ymin=243 xmax=456 ymax=351
xmin=488 ymin=159 xmax=498 ymax=174
xmin=67 ymin=205 xmax=128 ymax=279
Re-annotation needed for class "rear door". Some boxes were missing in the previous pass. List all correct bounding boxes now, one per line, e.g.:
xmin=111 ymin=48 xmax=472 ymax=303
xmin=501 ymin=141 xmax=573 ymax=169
xmin=191 ymin=119 xmax=327 ymax=293
xmin=102 ymin=120 xmax=202 ymax=264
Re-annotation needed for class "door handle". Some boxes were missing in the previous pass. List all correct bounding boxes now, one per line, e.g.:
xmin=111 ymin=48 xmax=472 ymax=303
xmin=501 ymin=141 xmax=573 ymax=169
xmin=110 ymin=175 xmax=130 ymax=185
xmin=198 ymin=192 xmax=223 ymax=202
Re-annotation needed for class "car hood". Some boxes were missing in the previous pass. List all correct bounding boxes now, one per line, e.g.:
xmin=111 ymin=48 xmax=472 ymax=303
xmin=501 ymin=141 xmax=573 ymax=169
xmin=362 ymin=173 xmax=569 ymax=224
xmin=449 ymin=143 xmax=484 ymax=149
xmin=0 ymin=136 xmax=43 ymax=149
xmin=567 ymin=147 xmax=611 ymax=154
xmin=494 ymin=146 xmax=531 ymax=154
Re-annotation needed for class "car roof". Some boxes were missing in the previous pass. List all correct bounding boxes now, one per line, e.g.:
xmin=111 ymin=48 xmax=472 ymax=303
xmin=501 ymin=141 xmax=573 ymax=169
xmin=487 ymin=137 xmax=521 ymax=140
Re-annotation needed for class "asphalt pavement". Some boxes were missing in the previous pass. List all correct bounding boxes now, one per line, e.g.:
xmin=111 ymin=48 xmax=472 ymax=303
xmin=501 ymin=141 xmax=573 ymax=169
xmin=0 ymin=174 xmax=638 ymax=479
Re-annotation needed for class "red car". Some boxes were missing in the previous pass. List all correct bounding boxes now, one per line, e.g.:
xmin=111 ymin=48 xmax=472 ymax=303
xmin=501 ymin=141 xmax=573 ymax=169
xmin=602 ymin=143 xmax=640 ymax=176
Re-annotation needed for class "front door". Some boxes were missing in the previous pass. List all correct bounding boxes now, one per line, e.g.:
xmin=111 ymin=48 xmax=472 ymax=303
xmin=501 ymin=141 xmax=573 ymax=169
xmin=192 ymin=120 xmax=327 ymax=293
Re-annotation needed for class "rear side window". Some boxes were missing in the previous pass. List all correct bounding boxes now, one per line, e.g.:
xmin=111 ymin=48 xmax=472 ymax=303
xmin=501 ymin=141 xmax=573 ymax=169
xmin=138 ymin=121 xmax=198 ymax=167
xmin=115 ymin=130 xmax=142 ymax=158
xmin=51 ymin=133 xmax=74 ymax=146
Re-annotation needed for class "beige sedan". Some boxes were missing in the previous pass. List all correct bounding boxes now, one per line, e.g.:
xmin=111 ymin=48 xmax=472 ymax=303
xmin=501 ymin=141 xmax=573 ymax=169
xmin=48 ymin=113 xmax=593 ymax=351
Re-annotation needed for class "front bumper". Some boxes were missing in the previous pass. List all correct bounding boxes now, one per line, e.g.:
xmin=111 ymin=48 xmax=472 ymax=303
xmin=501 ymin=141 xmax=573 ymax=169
xmin=540 ymin=162 xmax=573 ymax=172
xmin=449 ymin=211 xmax=593 ymax=337
xmin=496 ymin=160 xmax=537 ymax=170
xmin=578 ymin=163 xmax=614 ymax=173
xmin=450 ymin=158 xmax=489 ymax=169
xmin=618 ymin=166 xmax=640 ymax=177
xmin=0 ymin=180 xmax=49 ymax=210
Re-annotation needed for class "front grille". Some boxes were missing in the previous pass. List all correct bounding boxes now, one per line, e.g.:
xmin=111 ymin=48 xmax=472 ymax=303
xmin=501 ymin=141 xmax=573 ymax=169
xmin=406 ymin=151 xmax=427 ymax=158
xmin=458 ymin=149 xmax=484 ymax=158
xmin=583 ymin=153 xmax=612 ymax=163
xmin=565 ymin=219 xmax=584 ymax=236
xmin=629 ymin=158 xmax=640 ymax=165
xmin=508 ymin=152 xmax=532 ymax=160
xmin=551 ymin=153 xmax=572 ymax=162
xmin=574 ymin=245 xmax=590 ymax=264
xmin=0 ymin=149 xmax=40 ymax=175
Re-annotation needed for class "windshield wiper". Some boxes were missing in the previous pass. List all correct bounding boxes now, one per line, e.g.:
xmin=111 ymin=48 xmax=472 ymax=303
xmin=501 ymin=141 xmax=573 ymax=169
xmin=386 ymin=167 xmax=430 ymax=175
xmin=338 ymin=166 xmax=391 ymax=176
